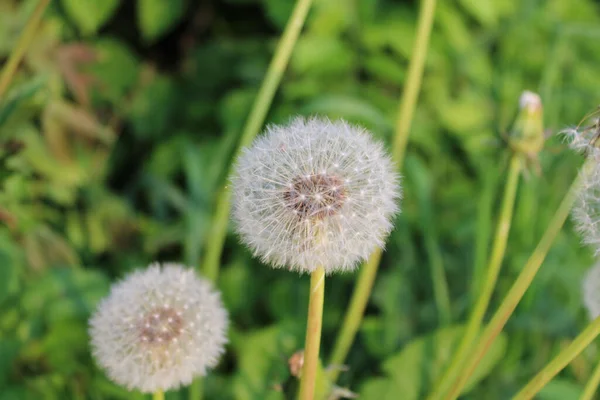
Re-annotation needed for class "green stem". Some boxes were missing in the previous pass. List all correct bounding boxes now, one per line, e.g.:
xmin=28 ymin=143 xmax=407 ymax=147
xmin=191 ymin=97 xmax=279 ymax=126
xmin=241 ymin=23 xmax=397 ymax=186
xmin=188 ymin=378 xmax=202 ymax=400
xmin=513 ymin=316 xmax=600 ymax=400
xmin=327 ymin=0 xmax=437 ymax=383
xmin=422 ymin=192 xmax=452 ymax=325
xmin=0 ymin=0 xmax=50 ymax=100
xmin=153 ymin=390 xmax=164 ymax=400
xmin=391 ymin=0 xmax=437 ymax=163
xmin=327 ymin=248 xmax=382 ymax=383
xmin=200 ymin=0 xmax=313 ymax=282
xmin=424 ymin=231 xmax=452 ymax=325
xmin=428 ymin=154 xmax=521 ymax=400
xmin=194 ymin=1 xmax=313 ymax=395
xmin=298 ymin=266 xmax=325 ymax=400
xmin=581 ymin=358 xmax=600 ymax=400
xmin=445 ymin=161 xmax=589 ymax=400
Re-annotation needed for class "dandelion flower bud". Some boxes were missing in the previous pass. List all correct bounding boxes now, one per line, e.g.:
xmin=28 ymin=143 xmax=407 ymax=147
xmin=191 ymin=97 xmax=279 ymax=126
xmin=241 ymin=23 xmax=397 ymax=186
xmin=583 ymin=262 xmax=600 ymax=319
xmin=231 ymin=117 xmax=401 ymax=274
xmin=89 ymin=263 xmax=228 ymax=393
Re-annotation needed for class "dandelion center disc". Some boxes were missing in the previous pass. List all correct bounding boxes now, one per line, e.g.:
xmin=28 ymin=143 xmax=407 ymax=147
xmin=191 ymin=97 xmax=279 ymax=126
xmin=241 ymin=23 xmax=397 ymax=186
xmin=283 ymin=173 xmax=346 ymax=219
xmin=139 ymin=306 xmax=184 ymax=344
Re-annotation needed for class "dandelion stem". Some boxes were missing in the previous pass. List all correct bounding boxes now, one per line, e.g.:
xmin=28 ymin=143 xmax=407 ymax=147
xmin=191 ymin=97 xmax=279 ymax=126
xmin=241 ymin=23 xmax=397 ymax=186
xmin=200 ymin=0 xmax=313 ymax=282
xmin=391 ymin=0 xmax=437 ymax=164
xmin=327 ymin=248 xmax=382 ymax=383
xmin=581 ymin=358 xmax=600 ymax=400
xmin=193 ymin=2 xmax=312 ymax=397
xmin=445 ymin=161 xmax=590 ymax=400
xmin=188 ymin=378 xmax=202 ymax=400
xmin=513 ymin=315 xmax=600 ymax=400
xmin=0 ymin=0 xmax=50 ymax=100
xmin=327 ymin=0 xmax=437 ymax=384
xmin=299 ymin=266 xmax=325 ymax=400
xmin=153 ymin=390 xmax=165 ymax=400
xmin=428 ymin=154 xmax=521 ymax=400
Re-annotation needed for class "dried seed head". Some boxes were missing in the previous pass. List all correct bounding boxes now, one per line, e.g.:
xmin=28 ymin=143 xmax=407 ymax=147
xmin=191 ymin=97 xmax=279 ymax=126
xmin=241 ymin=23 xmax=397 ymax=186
xmin=566 ymin=113 xmax=600 ymax=254
xmin=563 ymin=113 xmax=600 ymax=160
xmin=583 ymin=262 xmax=600 ymax=320
xmin=231 ymin=117 xmax=401 ymax=274
xmin=89 ymin=263 xmax=228 ymax=393
xmin=572 ymin=163 xmax=600 ymax=254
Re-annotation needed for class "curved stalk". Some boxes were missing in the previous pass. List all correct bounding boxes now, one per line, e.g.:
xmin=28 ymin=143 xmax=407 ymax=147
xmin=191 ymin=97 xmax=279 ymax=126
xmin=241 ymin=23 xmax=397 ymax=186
xmin=445 ymin=161 xmax=589 ymax=400
xmin=192 ymin=2 xmax=314 ymax=398
xmin=581 ymin=359 xmax=600 ymax=400
xmin=0 ymin=0 xmax=50 ymax=100
xmin=200 ymin=0 xmax=314 ymax=281
xmin=513 ymin=315 xmax=600 ymax=400
xmin=327 ymin=0 xmax=438 ymax=383
xmin=428 ymin=155 xmax=521 ymax=400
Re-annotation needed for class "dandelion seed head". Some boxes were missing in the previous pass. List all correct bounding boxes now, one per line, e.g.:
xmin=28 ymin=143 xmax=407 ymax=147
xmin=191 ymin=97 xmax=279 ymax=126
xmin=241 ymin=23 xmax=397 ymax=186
xmin=583 ymin=262 xmax=600 ymax=320
xmin=572 ymin=163 xmax=600 ymax=253
xmin=231 ymin=117 xmax=401 ymax=274
xmin=563 ymin=117 xmax=600 ymax=160
xmin=89 ymin=263 xmax=229 ymax=393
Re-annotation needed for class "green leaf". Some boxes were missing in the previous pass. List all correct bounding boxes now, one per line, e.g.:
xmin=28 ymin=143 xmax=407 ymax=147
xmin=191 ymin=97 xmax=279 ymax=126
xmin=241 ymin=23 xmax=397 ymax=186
xmin=291 ymin=36 xmax=355 ymax=77
xmin=137 ymin=0 xmax=186 ymax=42
xmin=300 ymin=95 xmax=392 ymax=135
xmin=61 ymin=0 xmax=121 ymax=34
xmin=0 ymin=231 xmax=19 ymax=304
xmin=21 ymin=268 xmax=109 ymax=323
xmin=232 ymin=324 xmax=299 ymax=400
xmin=262 ymin=0 xmax=295 ymax=29
xmin=458 ymin=0 xmax=497 ymax=28
xmin=40 ymin=321 xmax=88 ymax=375
xmin=0 ymin=340 xmax=20 ymax=389
xmin=129 ymin=75 xmax=177 ymax=139
xmin=0 ymin=76 xmax=47 ymax=127
xmin=538 ymin=378 xmax=582 ymax=400
xmin=359 ymin=325 xmax=508 ymax=399
xmin=89 ymin=39 xmax=140 ymax=104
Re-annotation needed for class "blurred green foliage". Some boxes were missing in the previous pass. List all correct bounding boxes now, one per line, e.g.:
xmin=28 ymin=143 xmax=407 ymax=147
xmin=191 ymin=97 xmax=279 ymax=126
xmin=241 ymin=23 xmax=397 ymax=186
xmin=1 ymin=0 xmax=600 ymax=399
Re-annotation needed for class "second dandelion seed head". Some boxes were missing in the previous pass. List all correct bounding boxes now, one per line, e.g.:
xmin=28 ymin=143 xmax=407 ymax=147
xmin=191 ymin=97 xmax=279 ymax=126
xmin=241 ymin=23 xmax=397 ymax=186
xmin=89 ymin=263 xmax=229 ymax=393
xmin=231 ymin=117 xmax=401 ymax=274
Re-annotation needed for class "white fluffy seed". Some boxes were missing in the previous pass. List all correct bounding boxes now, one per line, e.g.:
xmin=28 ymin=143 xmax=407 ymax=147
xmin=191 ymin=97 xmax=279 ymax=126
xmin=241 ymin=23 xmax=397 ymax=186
xmin=583 ymin=262 xmax=600 ymax=320
xmin=231 ymin=116 xmax=401 ymax=274
xmin=89 ymin=263 xmax=229 ymax=393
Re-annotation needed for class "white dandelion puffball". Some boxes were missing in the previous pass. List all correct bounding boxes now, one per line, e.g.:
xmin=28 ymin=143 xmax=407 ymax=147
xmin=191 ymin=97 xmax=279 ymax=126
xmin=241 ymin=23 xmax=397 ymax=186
xmin=231 ymin=117 xmax=401 ymax=274
xmin=572 ymin=163 xmax=600 ymax=253
xmin=89 ymin=263 xmax=228 ymax=393
xmin=583 ymin=262 xmax=600 ymax=319
xmin=566 ymin=124 xmax=600 ymax=253
xmin=563 ymin=120 xmax=600 ymax=160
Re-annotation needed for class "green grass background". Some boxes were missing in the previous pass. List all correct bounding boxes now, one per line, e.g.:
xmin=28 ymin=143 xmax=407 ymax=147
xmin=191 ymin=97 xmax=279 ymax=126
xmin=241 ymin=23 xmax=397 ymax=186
xmin=1 ymin=0 xmax=600 ymax=398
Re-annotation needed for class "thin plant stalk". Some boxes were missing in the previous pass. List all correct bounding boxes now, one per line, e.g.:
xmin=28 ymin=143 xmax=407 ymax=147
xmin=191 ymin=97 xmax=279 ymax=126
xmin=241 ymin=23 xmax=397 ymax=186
xmin=581 ymin=359 xmax=600 ymax=400
xmin=188 ymin=378 xmax=202 ymax=400
xmin=512 ymin=315 xmax=600 ymax=400
xmin=0 ymin=0 xmax=50 ymax=100
xmin=153 ymin=390 xmax=164 ymax=400
xmin=424 ymin=226 xmax=452 ymax=325
xmin=200 ymin=0 xmax=314 ymax=281
xmin=445 ymin=161 xmax=590 ymax=400
xmin=192 ymin=0 xmax=312 ymax=396
xmin=327 ymin=0 xmax=438 ymax=382
xmin=298 ymin=266 xmax=326 ymax=400
xmin=428 ymin=154 xmax=521 ymax=400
